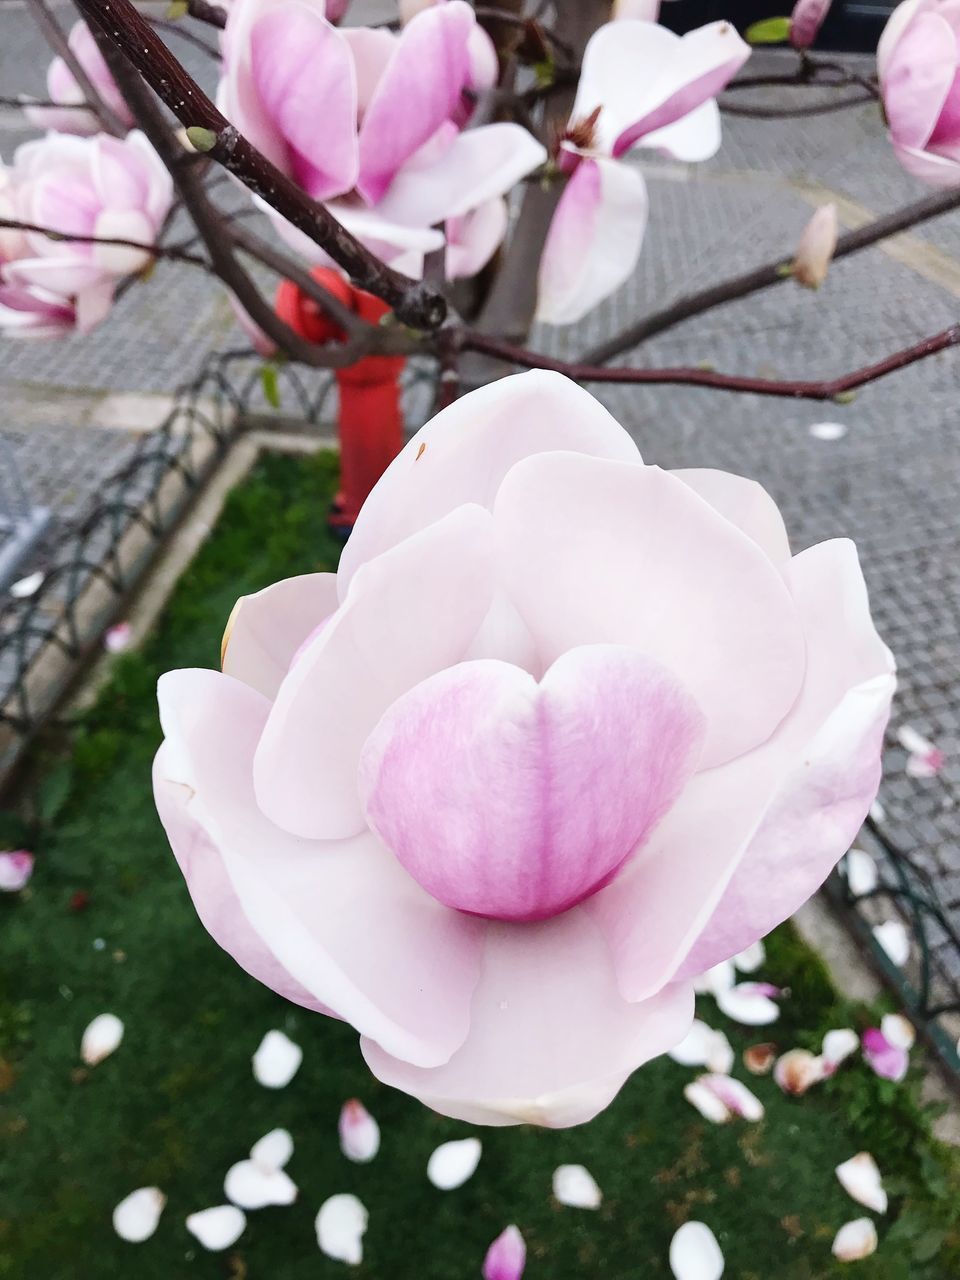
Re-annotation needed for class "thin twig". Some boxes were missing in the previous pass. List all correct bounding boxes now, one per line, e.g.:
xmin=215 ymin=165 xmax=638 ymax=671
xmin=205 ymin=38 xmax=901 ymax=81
xmin=463 ymin=325 xmax=960 ymax=400
xmin=148 ymin=17 xmax=220 ymax=58
xmin=0 ymin=95 xmax=87 ymax=109
xmin=26 ymin=0 xmax=128 ymax=137
xmin=472 ymin=6 xmax=574 ymax=59
xmin=720 ymin=92 xmax=874 ymax=119
xmin=73 ymin=0 xmax=448 ymax=332
xmin=0 ymin=218 xmax=211 ymax=268
xmin=582 ymin=186 xmax=960 ymax=365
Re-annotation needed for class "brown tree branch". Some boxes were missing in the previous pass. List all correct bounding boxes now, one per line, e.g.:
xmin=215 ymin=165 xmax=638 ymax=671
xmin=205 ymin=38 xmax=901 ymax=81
xmin=720 ymin=91 xmax=875 ymax=119
xmin=582 ymin=186 xmax=960 ymax=365
xmin=463 ymin=325 xmax=960 ymax=400
xmin=0 ymin=218 xmax=210 ymax=268
xmin=186 ymin=0 xmax=227 ymax=29
xmin=26 ymin=0 xmax=129 ymax=137
xmin=73 ymin=0 xmax=448 ymax=332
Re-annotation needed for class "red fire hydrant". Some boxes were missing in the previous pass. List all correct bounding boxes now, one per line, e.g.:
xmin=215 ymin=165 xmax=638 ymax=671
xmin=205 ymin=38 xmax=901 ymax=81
xmin=275 ymin=267 xmax=405 ymax=537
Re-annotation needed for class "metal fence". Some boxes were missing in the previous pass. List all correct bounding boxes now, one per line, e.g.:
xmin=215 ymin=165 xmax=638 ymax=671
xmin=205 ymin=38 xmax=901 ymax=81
xmin=0 ymin=347 xmax=958 ymax=1081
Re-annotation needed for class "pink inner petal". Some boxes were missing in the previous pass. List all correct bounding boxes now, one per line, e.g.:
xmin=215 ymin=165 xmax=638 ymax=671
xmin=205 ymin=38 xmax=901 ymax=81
xmin=359 ymin=644 xmax=705 ymax=922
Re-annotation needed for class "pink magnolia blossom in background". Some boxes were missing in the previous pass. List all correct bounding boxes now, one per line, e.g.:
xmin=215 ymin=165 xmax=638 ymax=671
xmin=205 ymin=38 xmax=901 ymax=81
xmin=790 ymin=0 xmax=832 ymax=49
xmin=398 ymin=0 xmax=498 ymax=93
xmin=24 ymin=21 xmax=134 ymax=136
xmin=536 ymin=19 xmax=750 ymax=324
xmin=0 ymin=850 xmax=34 ymax=892
xmin=879 ymin=0 xmax=960 ymax=187
xmin=0 ymin=131 xmax=173 ymax=338
xmin=219 ymin=0 xmax=543 ymax=276
xmin=154 ymin=372 xmax=894 ymax=1128
xmin=613 ymin=0 xmax=663 ymax=20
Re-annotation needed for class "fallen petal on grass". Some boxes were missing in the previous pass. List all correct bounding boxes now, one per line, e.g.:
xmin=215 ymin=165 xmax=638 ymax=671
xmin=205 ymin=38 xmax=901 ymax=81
xmin=252 ymin=1029 xmax=302 ymax=1088
xmin=684 ymin=1080 xmax=731 ymax=1124
xmin=552 ymin=1163 xmax=602 ymax=1209
xmin=0 ymin=850 xmax=34 ymax=893
xmin=81 ymin=1013 xmax=124 ymax=1066
xmin=699 ymin=1073 xmax=764 ymax=1121
xmin=316 ymin=1193 xmax=368 ymax=1265
xmin=862 ymin=1027 xmax=908 ymax=1082
xmin=716 ymin=982 xmax=782 ymax=1025
xmin=774 ymin=1048 xmax=825 ymax=1096
xmin=339 ymin=1099 xmax=380 ymax=1163
xmin=186 ymin=1204 xmax=246 ymax=1250
xmin=250 ymin=1127 xmax=293 ymax=1171
xmin=743 ymin=1042 xmax=778 ymax=1075
xmin=822 ymin=1028 xmax=859 ymax=1074
xmin=836 ymin=1152 xmax=888 ymax=1214
xmin=733 ymin=940 xmax=765 ymax=973
xmin=670 ymin=1220 xmax=725 ymax=1280
xmin=224 ymin=1158 xmax=297 ymax=1209
xmin=103 ymin=621 xmax=132 ymax=653
xmin=843 ymin=848 xmax=878 ymax=897
xmin=112 ymin=1186 xmax=166 ymax=1243
xmin=427 ymin=1138 xmax=482 ymax=1190
xmin=483 ymin=1224 xmax=526 ymax=1280
xmin=669 ymin=1020 xmax=734 ymax=1074
xmin=832 ymin=1217 xmax=878 ymax=1262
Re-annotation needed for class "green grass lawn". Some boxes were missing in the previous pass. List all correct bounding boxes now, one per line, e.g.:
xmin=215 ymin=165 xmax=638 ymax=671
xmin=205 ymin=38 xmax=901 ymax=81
xmin=2 ymin=450 xmax=959 ymax=1279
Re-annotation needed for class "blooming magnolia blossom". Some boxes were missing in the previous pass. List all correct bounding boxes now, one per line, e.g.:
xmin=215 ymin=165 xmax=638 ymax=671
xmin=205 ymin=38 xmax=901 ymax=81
xmin=220 ymin=0 xmax=543 ymax=276
xmin=790 ymin=0 xmax=832 ymax=49
xmin=0 ymin=131 xmax=172 ymax=338
xmin=536 ymin=19 xmax=750 ymax=324
xmin=154 ymin=371 xmax=894 ymax=1127
xmin=25 ymin=21 xmax=134 ymax=136
xmin=878 ymin=0 xmax=960 ymax=187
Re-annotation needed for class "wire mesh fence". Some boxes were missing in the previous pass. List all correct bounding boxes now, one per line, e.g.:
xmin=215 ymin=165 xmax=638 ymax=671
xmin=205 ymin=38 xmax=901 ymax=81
xmin=0 ymin=345 xmax=958 ymax=1082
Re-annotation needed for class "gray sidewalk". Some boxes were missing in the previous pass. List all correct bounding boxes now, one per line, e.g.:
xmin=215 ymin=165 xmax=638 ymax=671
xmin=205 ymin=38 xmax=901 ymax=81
xmin=1 ymin=13 xmax=958 ymax=997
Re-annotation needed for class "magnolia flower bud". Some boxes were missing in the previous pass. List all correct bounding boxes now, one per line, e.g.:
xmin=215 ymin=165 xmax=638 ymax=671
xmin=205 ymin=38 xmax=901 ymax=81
xmin=793 ymin=203 xmax=838 ymax=288
xmin=790 ymin=0 xmax=832 ymax=49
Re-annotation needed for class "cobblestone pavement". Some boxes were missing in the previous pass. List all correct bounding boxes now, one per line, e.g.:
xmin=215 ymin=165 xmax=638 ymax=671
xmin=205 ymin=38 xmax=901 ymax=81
xmin=1 ymin=7 xmax=959 ymax=1004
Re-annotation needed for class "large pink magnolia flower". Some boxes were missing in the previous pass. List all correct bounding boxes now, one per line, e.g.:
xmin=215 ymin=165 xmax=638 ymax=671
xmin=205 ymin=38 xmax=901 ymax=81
xmin=0 ymin=131 xmax=172 ymax=338
xmin=24 ymin=21 xmax=134 ymax=137
xmin=536 ymin=19 xmax=750 ymax=325
xmin=154 ymin=372 xmax=894 ymax=1128
xmin=878 ymin=0 xmax=960 ymax=186
xmin=219 ymin=0 xmax=544 ymax=275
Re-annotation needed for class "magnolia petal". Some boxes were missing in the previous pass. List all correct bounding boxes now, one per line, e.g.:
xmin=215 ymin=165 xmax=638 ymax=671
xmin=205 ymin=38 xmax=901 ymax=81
xmin=186 ymin=1205 xmax=247 ymax=1251
xmin=250 ymin=1127 xmax=293 ymax=1170
xmin=252 ymin=1029 xmax=302 ymax=1088
xmin=699 ymin=1073 xmax=764 ymax=1121
xmin=873 ymin=920 xmax=910 ymax=967
xmin=357 ymin=1 xmax=474 ymax=202
xmin=743 ymin=1043 xmax=777 ymax=1075
xmin=113 ymin=1187 xmax=166 ymax=1243
xmin=0 ymin=850 xmax=34 ymax=892
xmin=822 ymin=1028 xmax=860 ymax=1071
xmin=669 ymin=1221 xmax=725 ymax=1280
xmin=552 ymin=1163 xmax=602 ymax=1209
xmin=316 ymin=1193 xmax=368 ymax=1265
xmin=833 ymin=1218 xmax=878 ymax=1262
xmin=339 ymin=1099 xmax=381 ymax=1163
xmin=536 ymin=157 xmax=648 ymax=326
xmin=224 ymin=1159 xmax=297 ymax=1209
xmin=844 ymin=848 xmax=879 ymax=897
xmin=809 ymin=421 xmax=847 ymax=441
xmin=671 ymin=469 xmax=791 ymax=564
xmin=696 ymin=959 xmax=736 ymax=996
xmin=81 ymin=1012 xmax=124 ymax=1065
xmin=483 ymin=1224 xmax=527 ymax=1280
xmin=715 ymin=983 xmax=781 ymax=1026
xmin=862 ymin=1027 xmax=909 ymax=1082
xmin=774 ymin=1048 xmax=824 ymax=1095
xmin=103 ymin=621 xmax=132 ymax=654
xmin=427 ymin=1137 xmax=482 ymax=1189
xmin=836 ymin=1152 xmax=888 ymax=1215
xmin=221 ymin=572 xmax=339 ymax=700
xmin=669 ymin=1020 xmax=733 ymax=1074
xmin=793 ymin=202 xmax=838 ymax=289
xmin=881 ymin=12 xmax=954 ymax=149
xmin=881 ymin=1012 xmax=915 ymax=1051
xmin=359 ymin=646 xmax=705 ymax=922
xmin=339 ymin=370 xmax=640 ymax=592
xmin=733 ymin=940 xmax=765 ymax=973
xmin=683 ymin=1080 xmax=730 ymax=1124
